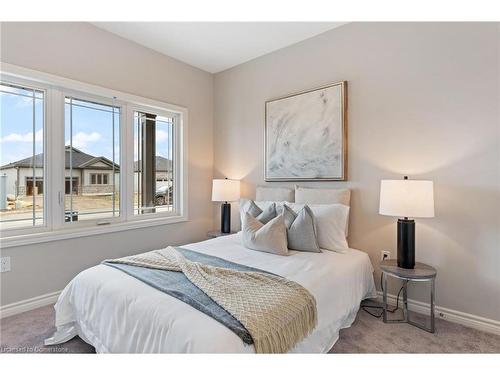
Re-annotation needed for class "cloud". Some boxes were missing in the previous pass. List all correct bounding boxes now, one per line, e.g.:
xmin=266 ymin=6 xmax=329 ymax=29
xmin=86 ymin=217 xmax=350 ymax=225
xmin=66 ymin=131 xmax=102 ymax=149
xmin=16 ymin=95 xmax=37 ymax=108
xmin=0 ymin=129 xmax=43 ymax=143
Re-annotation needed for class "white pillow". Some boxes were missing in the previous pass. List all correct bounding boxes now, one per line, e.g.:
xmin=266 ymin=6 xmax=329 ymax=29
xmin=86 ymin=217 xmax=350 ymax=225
xmin=256 ymin=186 xmax=294 ymax=202
xmin=241 ymin=213 xmax=289 ymax=256
xmin=288 ymin=203 xmax=350 ymax=253
xmin=294 ymin=187 xmax=351 ymax=236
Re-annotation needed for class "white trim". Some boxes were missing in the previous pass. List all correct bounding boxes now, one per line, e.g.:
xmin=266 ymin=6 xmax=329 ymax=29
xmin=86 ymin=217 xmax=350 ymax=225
xmin=377 ymin=291 xmax=500 ymax=336
xmin=61 ymin=91 xmax=125 ymax=229
xmin=127 ymin=104 xmax=188 ymax=221
xmin=0 ymin=78 xmax=51 ymax=237
xmin=49 ymin=88 xmax=66 ymax=230
xmin=0 ymin=290 xmax=61 ymax=319
xmin=0 ymin=214 xmax=188 ymax=248
xmin=0 ymin=63 xmax=188 ymax=114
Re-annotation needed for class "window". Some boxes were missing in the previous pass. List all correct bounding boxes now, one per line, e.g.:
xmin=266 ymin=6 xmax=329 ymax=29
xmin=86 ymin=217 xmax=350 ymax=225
xmin=0 ymin=82 xmax=45 ymax=230
xmin=90 ymin=173 xmax=109 ymax=185
xmin=65 ymin=97 xmax=120 ymax=223
xmin=1 ymin=65 xmax=187 ymax=246
xmin=26 ymin=177 xmax=44 ymax=195
xmin=134 ymin=111 xmax=175 ymax=215
xmin=65 ymin=177 xmax=79 ymax=195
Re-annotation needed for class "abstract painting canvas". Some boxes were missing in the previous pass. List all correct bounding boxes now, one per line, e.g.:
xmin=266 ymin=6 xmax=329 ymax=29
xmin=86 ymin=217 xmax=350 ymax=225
xmin=265 ymin=81 xmax=347 ymax=181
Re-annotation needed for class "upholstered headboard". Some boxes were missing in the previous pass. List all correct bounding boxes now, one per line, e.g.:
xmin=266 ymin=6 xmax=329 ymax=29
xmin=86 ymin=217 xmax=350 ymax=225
xmin=294 ymin=186 xmax=351 ymax=206
xmin=255 ymin=186 xmax=294 ymax=202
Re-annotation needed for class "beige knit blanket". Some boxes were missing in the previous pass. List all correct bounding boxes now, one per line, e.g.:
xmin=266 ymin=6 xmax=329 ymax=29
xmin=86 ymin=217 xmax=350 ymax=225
xmin=107 ymin=246 xmax=317 ymax=353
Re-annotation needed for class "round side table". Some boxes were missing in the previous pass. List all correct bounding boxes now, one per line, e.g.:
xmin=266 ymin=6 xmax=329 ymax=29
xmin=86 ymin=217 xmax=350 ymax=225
xmin=380 ymin=259 xmax=437 ymax=333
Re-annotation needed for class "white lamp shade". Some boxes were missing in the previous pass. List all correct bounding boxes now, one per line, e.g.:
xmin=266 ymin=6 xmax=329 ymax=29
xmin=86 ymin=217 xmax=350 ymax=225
xmin=379 ymin=179 xmax=434 ymax=218
xmin=212 ymin=179 xmax=240 ymax=202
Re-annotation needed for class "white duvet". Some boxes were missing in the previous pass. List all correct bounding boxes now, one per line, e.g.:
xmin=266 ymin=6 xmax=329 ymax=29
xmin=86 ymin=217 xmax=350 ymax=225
xmin=46 ymin=233 xmax=376 ymax=353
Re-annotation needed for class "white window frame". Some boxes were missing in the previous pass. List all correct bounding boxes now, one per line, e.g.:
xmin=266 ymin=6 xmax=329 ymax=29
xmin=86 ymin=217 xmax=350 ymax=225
xmin=0 ymin=63 xmax=189 ymax=248
xmin=128 ymin=105 xmax=181 ymax=220
xmin=0 ymin=77 xmax=52 ymax=238
xmin=62 ymin=89 xmax=125 ymax=228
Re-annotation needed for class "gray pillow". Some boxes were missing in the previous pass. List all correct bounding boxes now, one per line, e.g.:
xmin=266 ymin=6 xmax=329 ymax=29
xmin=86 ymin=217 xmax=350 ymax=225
xmin=246 ymin=200 xmax=277 ymax=224
xmin=282 ymin=204 xmax=320 ymax=253
xmin=241 ymin=212 xmax=288 ymax=256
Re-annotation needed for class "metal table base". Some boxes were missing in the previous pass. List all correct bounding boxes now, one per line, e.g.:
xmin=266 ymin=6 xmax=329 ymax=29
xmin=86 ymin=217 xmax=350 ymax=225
xmin=382 ymin=273 xmax=436 ymax=333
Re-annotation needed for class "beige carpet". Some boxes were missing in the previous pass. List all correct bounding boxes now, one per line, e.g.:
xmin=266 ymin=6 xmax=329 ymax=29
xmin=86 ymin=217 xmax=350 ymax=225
xmin=331 ymin=306 xmax=500 ymax=353
xmin=1 ymin=303 xmax=499 ymax=353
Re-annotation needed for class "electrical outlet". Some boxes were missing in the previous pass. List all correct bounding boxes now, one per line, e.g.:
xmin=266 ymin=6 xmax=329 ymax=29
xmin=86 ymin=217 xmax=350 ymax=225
xmin=381 ymin=251 xmax=391 ymax=261
xmin=0 ymin=257 xmax=11 ymax=272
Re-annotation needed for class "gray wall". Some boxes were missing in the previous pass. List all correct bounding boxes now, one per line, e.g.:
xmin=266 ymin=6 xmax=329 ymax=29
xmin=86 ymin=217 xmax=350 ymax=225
xmin=214 ymin=23 xmax=500 ymax=320
xmin=0 ymin=22 xmax=214 ymax=305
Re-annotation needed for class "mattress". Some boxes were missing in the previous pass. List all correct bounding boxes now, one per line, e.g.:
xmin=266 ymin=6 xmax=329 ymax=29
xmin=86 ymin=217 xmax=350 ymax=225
xmin=46 ymin=233 xmax=376 ymax=353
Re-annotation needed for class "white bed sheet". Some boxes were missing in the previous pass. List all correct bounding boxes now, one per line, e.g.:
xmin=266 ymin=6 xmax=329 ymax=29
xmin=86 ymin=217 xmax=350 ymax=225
xmin=46 ymin=233 xmax=376 ymax=353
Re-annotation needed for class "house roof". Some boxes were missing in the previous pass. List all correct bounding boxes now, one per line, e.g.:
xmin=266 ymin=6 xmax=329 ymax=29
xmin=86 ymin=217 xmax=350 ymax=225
xmin=0 ymin=146 xmax=120 ymax=170
xmin=1 ymin=147 xmax=172 ymax=172
xmin=134 ymin=156 xmax=172 ymax=172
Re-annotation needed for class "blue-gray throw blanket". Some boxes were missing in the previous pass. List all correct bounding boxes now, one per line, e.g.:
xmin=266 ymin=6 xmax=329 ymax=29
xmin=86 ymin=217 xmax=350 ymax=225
xmin=103 ymin=247 xmax=273 ymax=345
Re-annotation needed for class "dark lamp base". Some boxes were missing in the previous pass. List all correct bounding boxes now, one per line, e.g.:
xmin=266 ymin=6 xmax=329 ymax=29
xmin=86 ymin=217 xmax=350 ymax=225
xmin=220 ymin=203 xmax=231 ymax=233
xmin=397 ymin=218 xmax=415 ymax=269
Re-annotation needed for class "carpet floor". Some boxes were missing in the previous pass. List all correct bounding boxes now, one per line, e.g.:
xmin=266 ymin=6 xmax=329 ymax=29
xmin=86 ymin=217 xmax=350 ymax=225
xmin=1 ymin=303 xmax=499 ymax=353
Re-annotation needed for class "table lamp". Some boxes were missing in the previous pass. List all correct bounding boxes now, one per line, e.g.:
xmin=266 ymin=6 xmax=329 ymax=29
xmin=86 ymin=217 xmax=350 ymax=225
xmin=212 ymin=178 xmax=240 ymax=233
xmin=379 ymin=176 xmax=434 ymax=269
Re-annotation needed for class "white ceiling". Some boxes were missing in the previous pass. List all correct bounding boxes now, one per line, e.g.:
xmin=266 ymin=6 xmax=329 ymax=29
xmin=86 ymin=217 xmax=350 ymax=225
xmin=92 ymin=22 xmax=346 ymax=74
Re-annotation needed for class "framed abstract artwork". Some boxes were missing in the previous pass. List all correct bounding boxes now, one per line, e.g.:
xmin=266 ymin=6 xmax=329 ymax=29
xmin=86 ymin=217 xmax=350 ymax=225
xmin=265 ymin=81 xmax=347 ymax=181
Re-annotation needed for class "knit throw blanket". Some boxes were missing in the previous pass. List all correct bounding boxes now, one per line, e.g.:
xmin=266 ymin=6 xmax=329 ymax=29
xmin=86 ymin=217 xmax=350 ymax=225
xmin=105 ymin=246 xmax=317 ymax=353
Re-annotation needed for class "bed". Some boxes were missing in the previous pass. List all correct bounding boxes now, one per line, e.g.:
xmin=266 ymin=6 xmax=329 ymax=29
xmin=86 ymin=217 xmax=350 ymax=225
xmin=46 ymin=232 xmax=376 ymax=353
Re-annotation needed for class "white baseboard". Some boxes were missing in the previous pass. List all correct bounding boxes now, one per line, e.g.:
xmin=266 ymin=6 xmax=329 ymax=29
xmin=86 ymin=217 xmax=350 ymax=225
xmin=2 ymin=289 xmax=499 ymax=337
xmin=376 ymin=291 xmax=500 ymax=336
xmin=0 ymin=291 xmax=61 ymax=319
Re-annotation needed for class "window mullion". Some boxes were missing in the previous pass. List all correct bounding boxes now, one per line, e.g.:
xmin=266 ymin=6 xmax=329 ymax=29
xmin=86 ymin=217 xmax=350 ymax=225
xmin=112 ymin=105 xmax=116 ymax=217
xmin=178 ymin=111 xmax=188 ymax=220
xmin=178 ymin=114 xmax=183 ymax=214
xmin=49 ymin=88 xmax=66 ymax=230
xmin=122 ymin=104 xmax=134 ymax=222
xmin=31 ymin=88 xmax=36 ymax=226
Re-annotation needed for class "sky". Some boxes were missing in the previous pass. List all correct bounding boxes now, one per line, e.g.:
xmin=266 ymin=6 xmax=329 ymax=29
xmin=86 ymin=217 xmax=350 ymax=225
xmin=0 ymin=88 xmax=44 ymax=165
xmin=0 ymin=87 xmax=173 ymax=168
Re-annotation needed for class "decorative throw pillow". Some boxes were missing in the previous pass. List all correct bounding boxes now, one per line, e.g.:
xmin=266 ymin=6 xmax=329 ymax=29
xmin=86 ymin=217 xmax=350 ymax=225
xmin=282 ymin=204 xmax=320 ymax=253
xmin=241 ymin=212 xmax=288 ymax=256
xmin=245 ymin=200 xmax=277 ymax=224
xmin=287 ymin=203 xmax=350 ymax=253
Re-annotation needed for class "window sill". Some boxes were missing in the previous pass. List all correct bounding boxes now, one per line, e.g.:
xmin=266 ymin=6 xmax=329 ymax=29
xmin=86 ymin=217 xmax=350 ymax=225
xmin=0 ymin=215 xmax=188 ymax=249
